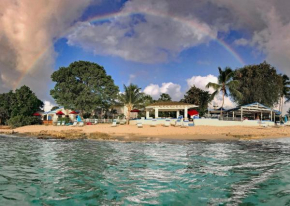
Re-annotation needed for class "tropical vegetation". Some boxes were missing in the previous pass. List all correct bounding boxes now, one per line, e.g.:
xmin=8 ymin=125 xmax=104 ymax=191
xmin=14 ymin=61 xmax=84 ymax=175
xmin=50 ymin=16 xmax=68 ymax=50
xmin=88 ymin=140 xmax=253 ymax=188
xmin=0 ymin=85 xmax=43 ymax=126
xmin=181 ymin=86 xmax=212 ymax=117
xmin=206 ymin=67 xmax=242 ymax=115
xmin=118 ymin=84 xmax=143 ymax=124
xmin=50 ymin=61 xmax=119 ymax=116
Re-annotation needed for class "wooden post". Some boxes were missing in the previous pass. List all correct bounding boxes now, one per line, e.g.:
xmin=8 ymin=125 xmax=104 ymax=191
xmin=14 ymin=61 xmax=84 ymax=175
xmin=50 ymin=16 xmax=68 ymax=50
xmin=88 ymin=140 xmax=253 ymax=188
xmin=233 ymin=111 xmax=235 ymax=121
xmin=241 ymin=107 xmax=243 ymax=121
xmin=271 ymin=111 xmax=273 ymax=122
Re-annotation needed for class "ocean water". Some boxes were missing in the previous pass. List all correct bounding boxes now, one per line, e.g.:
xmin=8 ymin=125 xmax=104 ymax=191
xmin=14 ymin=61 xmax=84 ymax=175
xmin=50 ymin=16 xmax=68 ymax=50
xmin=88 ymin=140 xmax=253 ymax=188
xmin=1 ymin=136 xmax=290 ymax=206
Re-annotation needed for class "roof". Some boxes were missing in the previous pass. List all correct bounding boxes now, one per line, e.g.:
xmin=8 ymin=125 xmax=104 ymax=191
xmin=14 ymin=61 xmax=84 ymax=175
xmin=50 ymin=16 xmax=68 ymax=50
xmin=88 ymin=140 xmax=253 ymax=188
xmin=148 ymin=101 xmax=197 ymax=106
xmin=44 ymin=107 xmax=64 ymax=115
xmin=146 ymin=101 xmax=198 ymax=110
xmin=225 ymin=102 xmax=280 ymax=114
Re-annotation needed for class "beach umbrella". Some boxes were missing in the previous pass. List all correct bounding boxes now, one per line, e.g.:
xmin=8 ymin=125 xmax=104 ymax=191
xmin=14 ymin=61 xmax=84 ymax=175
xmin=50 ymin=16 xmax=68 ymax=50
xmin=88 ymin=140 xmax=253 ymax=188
xmin=188 ymin=109 xmax=199 ymax=116
xmin=56 ymin=111 xmax=64 ymax=115
xmin=33 ymin=112 xmax=41 ymax=116
xmin=130 ymin=109 xmax=141 ymax=112
xmin=69 ymin=111 xmax=78 ymax=114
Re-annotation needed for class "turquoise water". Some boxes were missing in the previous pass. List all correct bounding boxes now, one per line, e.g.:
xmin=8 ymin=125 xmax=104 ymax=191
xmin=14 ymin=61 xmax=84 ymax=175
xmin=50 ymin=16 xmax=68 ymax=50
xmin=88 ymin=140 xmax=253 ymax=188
xmin=1 ymin=136 xmax=290 ymax=205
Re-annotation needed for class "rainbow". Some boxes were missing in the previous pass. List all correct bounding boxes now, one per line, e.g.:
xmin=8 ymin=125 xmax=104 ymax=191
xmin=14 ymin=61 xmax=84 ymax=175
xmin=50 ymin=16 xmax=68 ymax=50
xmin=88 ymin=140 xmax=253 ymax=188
xmin=14 ymin=8 xmax=246 ymax=89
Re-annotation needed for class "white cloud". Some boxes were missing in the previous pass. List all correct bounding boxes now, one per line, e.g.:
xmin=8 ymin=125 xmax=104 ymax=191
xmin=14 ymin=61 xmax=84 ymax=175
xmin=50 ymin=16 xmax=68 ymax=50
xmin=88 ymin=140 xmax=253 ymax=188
xmin=67 ymin=0 xmax=216 ymax=63
xmin=43 ymin=100 xmax=55 ymax=112
xmin=0 ymin=0 xmax=95 ymax=100
xmin=234 ymin=38 xmax=249 ymax=46
xmin=187 ymin=75 xmax=236 ymax=109
xmin=143 ymin=82 xmax=183 ymax=100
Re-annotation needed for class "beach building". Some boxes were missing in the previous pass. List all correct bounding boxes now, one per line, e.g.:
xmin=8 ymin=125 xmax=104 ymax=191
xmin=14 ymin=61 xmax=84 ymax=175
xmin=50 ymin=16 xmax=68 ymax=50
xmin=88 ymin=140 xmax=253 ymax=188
xmin=110 ymin=103 xmax=138 ymax=119
xmin=195 ymin=102 xmax=281 ymax=126
xmin=145 ymin=101 xmax=199 ymax=119
xmin=128 ymin=101 xmax=198 ymax=125
xmin=224 ymin=102 xmax=281 ymax=121
xmin=42 ymin=107 xmax=77 ymax=124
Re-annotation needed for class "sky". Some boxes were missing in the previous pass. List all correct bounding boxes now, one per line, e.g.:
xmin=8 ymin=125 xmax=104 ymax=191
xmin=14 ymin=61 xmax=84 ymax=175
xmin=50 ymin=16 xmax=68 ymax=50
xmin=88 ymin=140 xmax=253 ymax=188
xmin=1 ymin=0 xmax=290 ymax=112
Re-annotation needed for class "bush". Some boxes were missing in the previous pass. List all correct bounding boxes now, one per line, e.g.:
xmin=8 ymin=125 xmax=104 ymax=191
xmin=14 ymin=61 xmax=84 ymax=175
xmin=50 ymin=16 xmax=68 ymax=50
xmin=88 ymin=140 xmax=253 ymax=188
xmin=8 ymin=115 xmax=42 ymax=128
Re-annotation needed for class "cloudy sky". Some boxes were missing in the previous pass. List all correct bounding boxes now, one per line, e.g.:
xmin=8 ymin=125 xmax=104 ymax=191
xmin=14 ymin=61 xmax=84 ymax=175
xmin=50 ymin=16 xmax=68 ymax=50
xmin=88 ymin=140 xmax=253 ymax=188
xmin=1 ymin=0 xmax=290 ymax=111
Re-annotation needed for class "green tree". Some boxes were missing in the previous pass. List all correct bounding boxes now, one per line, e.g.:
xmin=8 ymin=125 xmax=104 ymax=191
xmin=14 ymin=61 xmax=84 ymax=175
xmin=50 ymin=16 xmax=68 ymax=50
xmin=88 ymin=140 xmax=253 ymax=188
xmin=206 ymin=67 xmax=241 ymax=115
xmin=181 ymin=86 xmax=212 ymax=117
xmin=141 ymin=94 xmax=154 ymax=108
xmin=50 ymin=61 xmax=119 ymax=116
xmin=11 ymin=86 xmax=43 ymax=117
xmin=51 ymin=106 xmax=59 ymax=111
xmin=232 ymin=62 xmax=283 ymax=107
xmin=0 ymin=86 xmax=43 ymax=126
xmin=158 ymin=93 xmax=172 ymax=102
xmin=118 ymin=84 xmax=143 ymax=124
xmin=279 ymin=74 xmax=290 ymax=113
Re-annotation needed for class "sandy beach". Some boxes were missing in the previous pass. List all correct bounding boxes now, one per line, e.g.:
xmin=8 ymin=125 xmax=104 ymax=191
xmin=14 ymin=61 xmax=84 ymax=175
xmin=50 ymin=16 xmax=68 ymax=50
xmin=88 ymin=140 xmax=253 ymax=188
xmin=1 ymin=124 xmax=290 ymax=141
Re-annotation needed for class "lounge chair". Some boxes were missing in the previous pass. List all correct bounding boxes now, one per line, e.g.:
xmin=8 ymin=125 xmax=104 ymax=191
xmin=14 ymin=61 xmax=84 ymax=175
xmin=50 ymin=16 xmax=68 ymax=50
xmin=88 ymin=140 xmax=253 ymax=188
xmin=72 ymin=121 xmax=78 ymax=127
xmin=120 ymin=120 xmax=126 ymax=125
xmin=137 ymin=121 xmax=143 ymax=128
xmin=175 ymin=120 xmax=181 ymax=127
xmin=181 ymin=120 xmax=189 ymax=128
xmin=78 ymin=122 xmax=84 ymax=127
xmin=94 ymin=119 xmax=98 ymax=124
xmin=164 ymin=119 xmax=170 ymax=127
xmin=61 ymin=122 xmax=65 ymax=126
xmin=57 ymin=121 xmax=61 ymax=126
xmin=111 ymin=119 xmax=117 ymax=127
xmin=150 ymin=119 xmax=157 ymax=127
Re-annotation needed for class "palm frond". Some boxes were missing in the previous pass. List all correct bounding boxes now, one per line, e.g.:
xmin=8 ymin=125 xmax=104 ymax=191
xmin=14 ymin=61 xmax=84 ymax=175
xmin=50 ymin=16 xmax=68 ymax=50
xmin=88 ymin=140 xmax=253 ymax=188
xmin=206 ymin=82 xmax=222 ymax=90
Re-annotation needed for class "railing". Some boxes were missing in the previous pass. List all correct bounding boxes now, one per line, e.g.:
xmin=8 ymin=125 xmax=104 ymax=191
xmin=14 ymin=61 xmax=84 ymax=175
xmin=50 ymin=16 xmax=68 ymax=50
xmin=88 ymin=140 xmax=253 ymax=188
xmin=219 ymin=116 xmax=242 ymax=121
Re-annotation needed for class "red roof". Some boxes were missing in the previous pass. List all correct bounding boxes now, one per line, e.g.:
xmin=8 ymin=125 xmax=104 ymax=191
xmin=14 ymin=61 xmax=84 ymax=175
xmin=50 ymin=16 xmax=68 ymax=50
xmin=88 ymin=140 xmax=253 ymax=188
xmin=188 ymin=109 xmax=199 ymax=116
xmin=130 ymin=109 xmax=141 ymax=112
xmin=56 ymin=111 xmax=65 ymax=115
xmin=69 ymin=111 xmax=78 ymax=114
xmin=33 ymin=112 xmax=41 ymax=116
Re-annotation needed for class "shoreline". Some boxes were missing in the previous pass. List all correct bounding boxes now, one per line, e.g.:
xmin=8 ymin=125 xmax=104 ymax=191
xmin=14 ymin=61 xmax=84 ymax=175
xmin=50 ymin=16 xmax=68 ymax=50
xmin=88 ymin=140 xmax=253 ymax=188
xmin=1 ymin=124 xmax=290 ymax=141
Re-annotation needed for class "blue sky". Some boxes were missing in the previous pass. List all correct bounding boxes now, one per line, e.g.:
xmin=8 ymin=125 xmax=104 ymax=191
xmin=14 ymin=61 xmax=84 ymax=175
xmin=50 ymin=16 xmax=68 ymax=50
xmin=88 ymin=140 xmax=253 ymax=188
xmin=1 ymin=0 xmax=290 ymax=110
xmin=53 ymin=0 xmax=265 ymax=96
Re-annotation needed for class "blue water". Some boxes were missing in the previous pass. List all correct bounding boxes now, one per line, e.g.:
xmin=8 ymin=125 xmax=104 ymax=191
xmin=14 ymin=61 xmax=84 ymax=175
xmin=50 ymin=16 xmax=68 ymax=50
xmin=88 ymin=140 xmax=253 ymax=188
xmin=1 ymin=136 xmax=290 ymax=205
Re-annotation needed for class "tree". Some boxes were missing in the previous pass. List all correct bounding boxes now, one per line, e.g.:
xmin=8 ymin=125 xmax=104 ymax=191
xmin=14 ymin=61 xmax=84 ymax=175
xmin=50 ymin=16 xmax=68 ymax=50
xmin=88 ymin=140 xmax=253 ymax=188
xmin=51 ymin=106 xmax=59 ymax=111
xmin=206 ymin=67 xmax=241 ymax=115
xmin=279 ymin=74 xmax=290 ymax=113
xmin=181 ymin=86 xmax=212 ymax=117
xmin=158 ymin=93 xmax=172 ymax=102
xmin=0 ymin=86 xmax=43 ymax=126
xmin=232 ymin=62 xmax=283 ymax=107
xmin=118 ymin=84 xmax=143 ymax=124
xmin=11 ymin=86 xmax=43 ymax=117
xmin=140 ymin=94 xmax=154 ymax=108
xmin=50 ymin=61 xmax=119 ymax=116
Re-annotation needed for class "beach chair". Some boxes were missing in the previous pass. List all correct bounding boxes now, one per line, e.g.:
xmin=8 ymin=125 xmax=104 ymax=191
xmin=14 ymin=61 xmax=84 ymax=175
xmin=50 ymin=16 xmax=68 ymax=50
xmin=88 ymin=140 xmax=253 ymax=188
xmin=78 ymin=122 xmax=84 ymax=127
xmin=164 ymin=119 xmax=170 ymax=127
xmin=72 ymin=121 xmax=78 ymax=127
xmin=137 ymin=121 xmax=143 ymax=128
xmin=175 ymin=120 xmax=181 ymax=127
xmin=120 ymin=120 xmax=126 ymax=125
xmin=181 ymin=120 xmax=189 ymax=128
xmin=111 ymin=119 xmax=117 ymax=127
xmin=150 ymin=119 xmax=157 ymax=127
xmin=57 ymin=121 xmax=61 ymax=126
xmin=61 ymin=122 xmax=65 ymax=126
xmin=94 ymin=119 xmax=98 ymax=124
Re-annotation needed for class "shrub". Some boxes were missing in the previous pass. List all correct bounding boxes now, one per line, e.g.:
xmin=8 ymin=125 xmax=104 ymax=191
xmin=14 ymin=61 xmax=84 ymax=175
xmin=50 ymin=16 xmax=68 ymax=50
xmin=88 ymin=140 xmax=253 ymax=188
xmin=8 ymin=115 xmax=42 ymax=128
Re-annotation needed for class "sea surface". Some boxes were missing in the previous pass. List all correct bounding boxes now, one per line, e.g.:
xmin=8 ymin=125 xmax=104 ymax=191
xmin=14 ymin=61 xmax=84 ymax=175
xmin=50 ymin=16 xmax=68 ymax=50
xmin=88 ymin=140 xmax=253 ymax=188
xmin=1 ymin=136 xmax=290 ymax=206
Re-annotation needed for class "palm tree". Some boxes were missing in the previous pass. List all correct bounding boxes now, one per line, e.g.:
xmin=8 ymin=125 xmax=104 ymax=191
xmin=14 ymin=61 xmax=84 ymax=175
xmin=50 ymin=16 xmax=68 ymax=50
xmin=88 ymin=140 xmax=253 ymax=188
xmin=118 ymin=84 xmax=143 ymax=124
xmin=280 ymin=74 xmax=290 ymax=113
xmin=206 ymin=67 xmax=242 ymax=116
